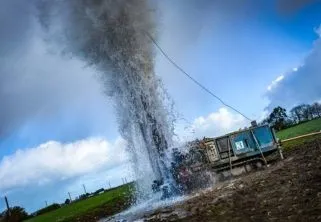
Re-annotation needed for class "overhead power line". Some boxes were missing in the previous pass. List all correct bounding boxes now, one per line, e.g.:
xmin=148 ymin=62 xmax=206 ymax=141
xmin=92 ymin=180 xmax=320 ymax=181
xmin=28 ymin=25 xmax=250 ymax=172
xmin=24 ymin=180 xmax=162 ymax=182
xmin=146 ymin=32 xmax=252 ymax=122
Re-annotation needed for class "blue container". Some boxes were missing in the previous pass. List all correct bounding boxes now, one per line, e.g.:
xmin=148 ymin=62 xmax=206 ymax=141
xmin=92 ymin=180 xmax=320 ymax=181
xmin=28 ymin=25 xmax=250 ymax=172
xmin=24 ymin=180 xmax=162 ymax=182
xmin=228 ymin=125 xmax=276 ymax=156
xmin=230 ymin=131 xmax=256 ymax=155
xmin=252 ymin=126 xmax=275 ymax=151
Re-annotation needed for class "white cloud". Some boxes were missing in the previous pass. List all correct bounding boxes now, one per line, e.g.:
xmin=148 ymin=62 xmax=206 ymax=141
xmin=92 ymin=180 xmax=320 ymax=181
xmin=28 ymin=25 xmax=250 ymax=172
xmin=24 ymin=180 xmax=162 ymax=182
xmin=266 ymin=66 xmax=300 ymax=91
xmin=177 ymin=108 xmax=248 ymax=140
xmin=0 ymin=137 xmax=129 ymax=191
xmin=266 ymin=25 xmax=321 ymax=110
xmin=314 ymin=24 xmax=321 ymax=37
xmin=267 ymin=74 xmax=285 ymax=91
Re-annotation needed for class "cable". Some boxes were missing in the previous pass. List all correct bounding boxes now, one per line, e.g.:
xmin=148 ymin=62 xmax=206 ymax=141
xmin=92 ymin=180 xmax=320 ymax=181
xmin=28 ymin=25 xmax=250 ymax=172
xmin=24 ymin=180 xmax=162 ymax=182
xmin=145 ymin=32 xmax=252 ymax=122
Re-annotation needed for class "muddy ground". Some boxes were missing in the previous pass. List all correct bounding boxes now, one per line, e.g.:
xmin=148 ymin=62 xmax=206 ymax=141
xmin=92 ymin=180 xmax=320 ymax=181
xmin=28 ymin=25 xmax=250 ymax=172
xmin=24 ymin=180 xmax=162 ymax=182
xmin=139 ymin=139 xmax=321 ymax=222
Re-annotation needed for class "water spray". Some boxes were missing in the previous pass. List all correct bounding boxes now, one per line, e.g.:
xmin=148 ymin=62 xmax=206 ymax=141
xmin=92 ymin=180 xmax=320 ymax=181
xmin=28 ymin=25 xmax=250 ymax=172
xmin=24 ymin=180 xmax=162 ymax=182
xmin=37 ymin=0 xmax=177 ymax=200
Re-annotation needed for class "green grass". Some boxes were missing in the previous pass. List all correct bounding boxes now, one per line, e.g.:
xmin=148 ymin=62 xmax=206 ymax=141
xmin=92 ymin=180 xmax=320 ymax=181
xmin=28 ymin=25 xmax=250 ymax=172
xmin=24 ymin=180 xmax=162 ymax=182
xmin=280 ymin=134 xmax=321 ymax=151
xmin=276 ymin=118 xmax=321 ymax=140
xmin=26 ymin=184 xmax=133 ymax=222
xmin=276 ymin=118 xmax=321 ymax=150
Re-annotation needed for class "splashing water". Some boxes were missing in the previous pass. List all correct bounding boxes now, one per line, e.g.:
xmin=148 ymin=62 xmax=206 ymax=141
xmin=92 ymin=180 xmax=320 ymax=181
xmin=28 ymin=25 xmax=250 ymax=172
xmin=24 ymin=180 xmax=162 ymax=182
xmin=37 ymin=0 xmax=176 ymax=199
xmin=104 ymin=194 xmax=188 ymax=222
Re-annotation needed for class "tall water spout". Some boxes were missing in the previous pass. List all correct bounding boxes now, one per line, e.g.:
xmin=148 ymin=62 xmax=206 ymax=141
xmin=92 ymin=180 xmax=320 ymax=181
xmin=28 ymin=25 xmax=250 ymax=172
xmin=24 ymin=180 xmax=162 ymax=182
xmin=37 ymin=0 xmax=176 ymax=199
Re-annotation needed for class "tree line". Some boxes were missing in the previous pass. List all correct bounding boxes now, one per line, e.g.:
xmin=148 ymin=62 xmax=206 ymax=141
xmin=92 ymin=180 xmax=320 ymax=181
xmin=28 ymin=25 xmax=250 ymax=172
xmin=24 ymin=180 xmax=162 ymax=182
xmin=261 ymin=102 xmax=321 ymax=131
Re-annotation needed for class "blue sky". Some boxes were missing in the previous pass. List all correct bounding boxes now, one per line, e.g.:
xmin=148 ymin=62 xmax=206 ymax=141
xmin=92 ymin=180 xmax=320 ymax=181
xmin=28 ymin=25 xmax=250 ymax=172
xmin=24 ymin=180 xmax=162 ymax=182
xmin=0 ymin=0 xmax=321 ymax=213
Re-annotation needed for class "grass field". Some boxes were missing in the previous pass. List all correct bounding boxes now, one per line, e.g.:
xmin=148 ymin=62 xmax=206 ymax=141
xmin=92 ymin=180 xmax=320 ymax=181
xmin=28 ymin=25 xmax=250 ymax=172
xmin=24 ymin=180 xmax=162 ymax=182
xmin=276 ymin=118 xmax=321 ymax=140
xmin=276 ymin=118 xmax=321 ymax=150
xmin=26 ymin=184 xmax=133 ymax=222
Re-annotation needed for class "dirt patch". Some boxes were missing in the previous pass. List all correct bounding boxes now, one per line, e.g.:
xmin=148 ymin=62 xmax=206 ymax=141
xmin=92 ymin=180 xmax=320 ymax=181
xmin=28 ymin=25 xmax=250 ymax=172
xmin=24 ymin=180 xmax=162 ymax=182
xmin=142 ymin=139 xmax=321 ymax=221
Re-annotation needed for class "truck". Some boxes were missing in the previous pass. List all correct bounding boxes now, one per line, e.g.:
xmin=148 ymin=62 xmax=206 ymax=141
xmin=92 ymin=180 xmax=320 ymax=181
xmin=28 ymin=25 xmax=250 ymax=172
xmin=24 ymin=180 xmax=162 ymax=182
xmin=169 ymin=123 xmax=284 ymax=193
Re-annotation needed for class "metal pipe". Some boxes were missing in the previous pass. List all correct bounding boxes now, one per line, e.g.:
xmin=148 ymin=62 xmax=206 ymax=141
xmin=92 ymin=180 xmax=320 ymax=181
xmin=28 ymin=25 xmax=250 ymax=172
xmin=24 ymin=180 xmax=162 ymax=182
xmin=272 ymin=128 xmax=284 ymax=160
xmin=227 ymin=138 xmax=233 ymax=174
xmin=82 ymin=184 xmax=87 ymax=194
xmin=250 ymin=130 xmax=267 ymax=165
xmin=5 ymin=196 xmax=11 ymax=217
xmin=68 ymin=192 xmax=72 ymax=202
xmin=281 ymin=131 xmax=321 ymax=143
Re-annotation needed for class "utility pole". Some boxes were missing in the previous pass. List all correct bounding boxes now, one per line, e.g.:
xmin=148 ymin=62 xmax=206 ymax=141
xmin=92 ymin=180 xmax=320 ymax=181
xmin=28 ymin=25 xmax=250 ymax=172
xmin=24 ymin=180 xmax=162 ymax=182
xmin=45 ymin=201 xmax=48 ymax=207
xmin=68 ymin=192 xmax=72 ymax=202
xmin=4 ymin=196 xmax=11 ymax=218
xmin=109 ymin=181 xmax=111 ymax=189
xmin=82 ymin=184 xmax=87 ymax=194
xmin=125 ymin=177 xmax=128 ymax=184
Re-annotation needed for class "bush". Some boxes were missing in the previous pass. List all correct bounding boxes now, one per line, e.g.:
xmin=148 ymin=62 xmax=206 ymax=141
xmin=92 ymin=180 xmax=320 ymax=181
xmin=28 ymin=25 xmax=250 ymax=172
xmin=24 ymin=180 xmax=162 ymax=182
xmin=94 ymin=188 xmax=105 ymax=195
xmin=35 ymin=203 xmax=61 ymax=216
xmin=78 ymin=193 xmax=90 ymax=200
xmin=0 ymin=206 xmax=28 ymax=222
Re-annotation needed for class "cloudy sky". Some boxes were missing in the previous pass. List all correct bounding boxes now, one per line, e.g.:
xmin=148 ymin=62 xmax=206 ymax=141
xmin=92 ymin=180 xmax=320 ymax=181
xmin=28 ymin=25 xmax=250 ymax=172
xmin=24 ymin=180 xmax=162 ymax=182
xmin=1 ymin=0 xmax=321 ymax=212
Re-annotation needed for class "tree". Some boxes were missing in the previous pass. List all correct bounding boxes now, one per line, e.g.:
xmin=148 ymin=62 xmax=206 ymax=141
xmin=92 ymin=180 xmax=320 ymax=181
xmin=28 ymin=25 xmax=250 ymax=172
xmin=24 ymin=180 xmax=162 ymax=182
xmin=311 ymin=102 xmax=321 ymax=118
xmin=302 ymin=104 xmax=313 ymax=120
xmin=290 ymin=104 xmax=307 ymax=123
xmin=268 ymin=106 xmax=288 ymax=130
xmin=1 ymin=206 xmax=28 ymax=222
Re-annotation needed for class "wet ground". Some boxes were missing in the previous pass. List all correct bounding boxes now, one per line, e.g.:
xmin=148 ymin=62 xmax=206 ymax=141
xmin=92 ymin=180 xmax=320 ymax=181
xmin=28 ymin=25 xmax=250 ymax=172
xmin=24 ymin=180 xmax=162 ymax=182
xmin=128 ymin=139 xmax=321 ymax=221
